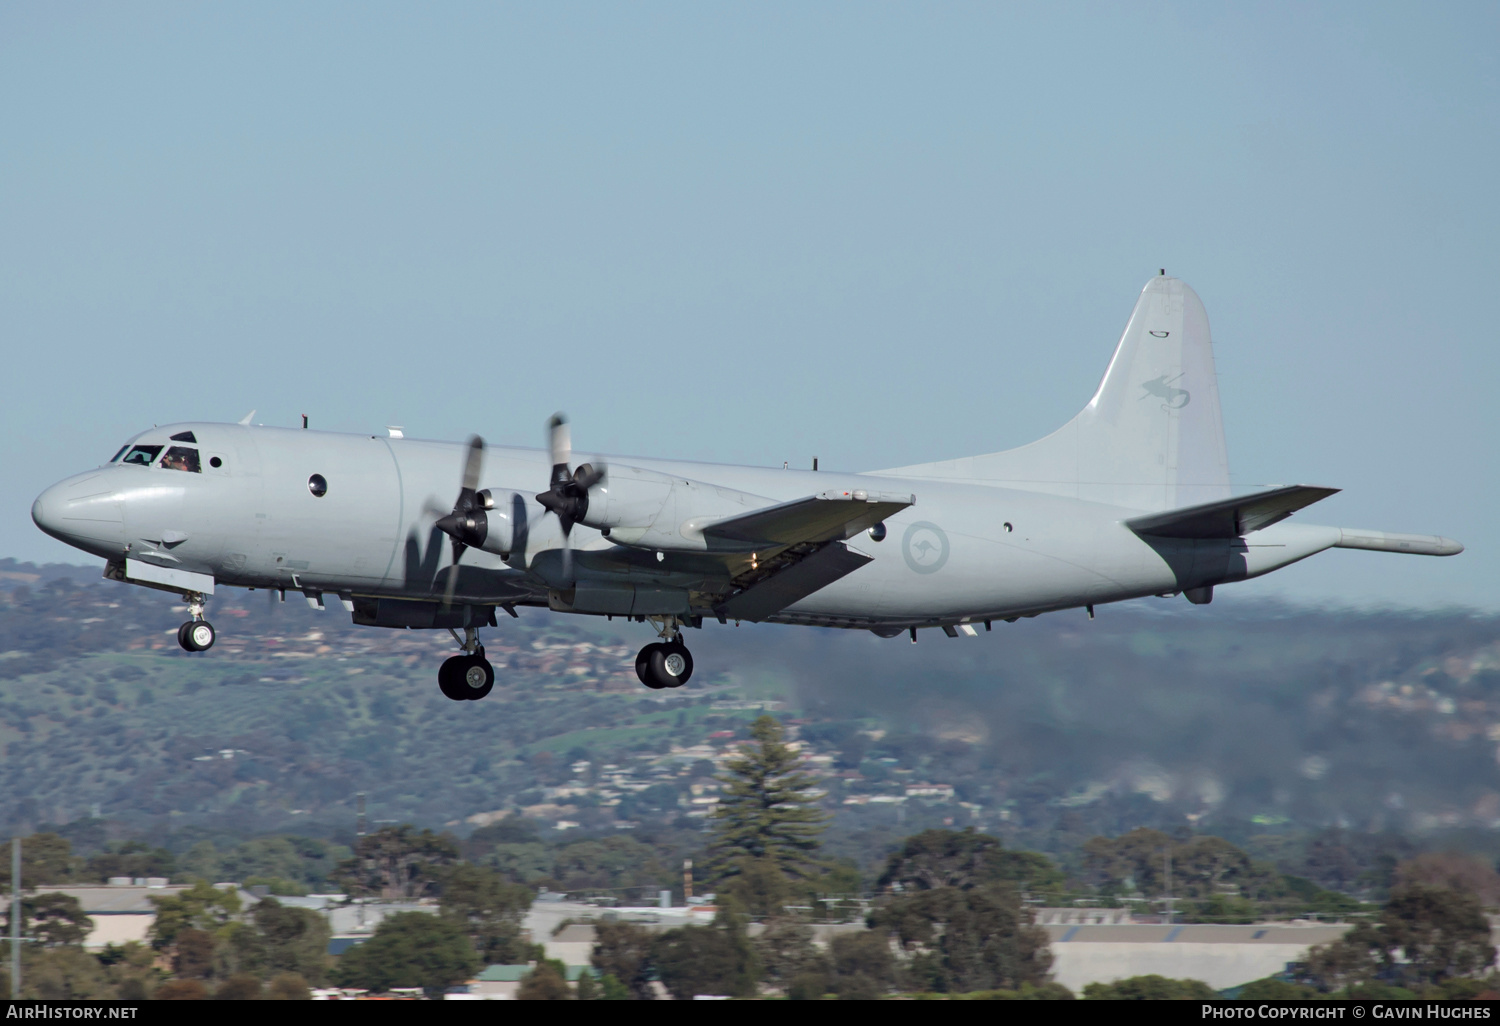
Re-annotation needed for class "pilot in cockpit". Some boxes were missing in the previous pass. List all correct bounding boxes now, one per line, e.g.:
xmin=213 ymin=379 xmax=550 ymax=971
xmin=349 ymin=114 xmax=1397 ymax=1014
xmin=159 ymin=446 xmax=200 ymax=473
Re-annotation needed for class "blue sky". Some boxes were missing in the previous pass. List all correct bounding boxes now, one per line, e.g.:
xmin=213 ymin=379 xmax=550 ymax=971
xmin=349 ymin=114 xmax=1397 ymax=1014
xmin=3 ymin=2 xmax=1496 ymax=608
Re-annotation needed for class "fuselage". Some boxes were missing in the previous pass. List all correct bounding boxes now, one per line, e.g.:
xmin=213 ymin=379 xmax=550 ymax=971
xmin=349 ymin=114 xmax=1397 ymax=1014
xmin=32 ymin=421 xmax=1337 ymax=630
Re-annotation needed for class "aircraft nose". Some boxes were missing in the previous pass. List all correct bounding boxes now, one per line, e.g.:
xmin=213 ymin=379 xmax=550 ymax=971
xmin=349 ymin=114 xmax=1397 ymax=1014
xmin=32 ymin=473 xmax=125 ymax=556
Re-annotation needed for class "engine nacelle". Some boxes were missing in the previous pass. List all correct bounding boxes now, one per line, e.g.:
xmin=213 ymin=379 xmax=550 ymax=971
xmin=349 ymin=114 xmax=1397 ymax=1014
xmin=471 ymin=489 xmax=534 ymax=559
xmin=582 ymin=465 xmax=770 ymax=551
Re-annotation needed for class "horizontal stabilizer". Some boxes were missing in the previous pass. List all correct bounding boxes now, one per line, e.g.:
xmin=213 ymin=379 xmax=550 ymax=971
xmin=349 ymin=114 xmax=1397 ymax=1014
xmin=717 ymin=542 xmax=872 ymax=621
xmin=1125 ymin=485 xmax=1340 ymax=540
xmin=704 ymin=490 xmax=913 ymax=548
xmin=1334 ymin=529 xmax=1463 ymax=557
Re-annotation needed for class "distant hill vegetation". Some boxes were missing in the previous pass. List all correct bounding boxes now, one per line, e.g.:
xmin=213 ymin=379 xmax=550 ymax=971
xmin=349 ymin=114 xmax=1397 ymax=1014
xmin=2 ymin=558 xmax=1499 ymax=885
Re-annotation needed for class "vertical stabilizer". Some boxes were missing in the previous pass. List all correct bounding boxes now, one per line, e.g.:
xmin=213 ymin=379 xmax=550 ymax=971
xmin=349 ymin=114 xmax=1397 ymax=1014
xmin=873 ymin=276 xmax=1230 ymax=512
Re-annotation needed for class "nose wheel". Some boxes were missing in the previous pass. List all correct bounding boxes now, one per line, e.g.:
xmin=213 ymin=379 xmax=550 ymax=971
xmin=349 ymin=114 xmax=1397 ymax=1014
xmin=635 ymin=641 xmax=693 ymax=689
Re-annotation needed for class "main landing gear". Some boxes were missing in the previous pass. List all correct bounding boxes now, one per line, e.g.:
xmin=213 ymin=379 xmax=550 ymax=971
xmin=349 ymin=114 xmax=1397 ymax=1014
xmin=176 ymin=593 xmax=215 ymax=652
xmin=439 ymin=627 xmax=494 ymax=701
xmin=635 ymin=616 xmax=694 ymax=690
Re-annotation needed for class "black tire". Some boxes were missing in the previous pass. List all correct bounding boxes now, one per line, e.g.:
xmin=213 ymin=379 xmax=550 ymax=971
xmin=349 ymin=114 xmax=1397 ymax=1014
xmin=643 ymin=642 xmax=693 ymax=689
xmin=438 ymin=656 xmax=469 ymax=701
xmin=636 ymin=644 xmax=667 ymax=689
xmin=181 ymin=621 xmax=215 ymax=652
xmin=657 ymin=642 xmax=693 ymax=687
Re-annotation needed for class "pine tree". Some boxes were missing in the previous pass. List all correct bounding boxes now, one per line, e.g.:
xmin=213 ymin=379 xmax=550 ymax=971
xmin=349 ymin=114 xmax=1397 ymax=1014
xmin=708 ymin=715 xmax=828 ymax=903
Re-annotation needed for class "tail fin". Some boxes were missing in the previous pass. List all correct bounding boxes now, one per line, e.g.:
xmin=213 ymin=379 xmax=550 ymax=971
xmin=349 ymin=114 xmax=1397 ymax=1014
xmin=874 ymin=275 xmax=1230 ymax=512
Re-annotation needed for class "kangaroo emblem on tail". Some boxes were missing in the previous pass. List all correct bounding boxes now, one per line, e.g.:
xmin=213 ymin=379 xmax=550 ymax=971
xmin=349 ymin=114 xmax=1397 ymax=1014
xmin=1140 ymin=373 xmax=1190 ymax=410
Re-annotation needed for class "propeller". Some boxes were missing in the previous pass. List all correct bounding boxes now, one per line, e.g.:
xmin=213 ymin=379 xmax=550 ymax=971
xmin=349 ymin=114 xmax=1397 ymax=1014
xmin=433 ymin=435 xmax=491 ymax=606
xmin=534 ymin=413 xmax=605 ymax=577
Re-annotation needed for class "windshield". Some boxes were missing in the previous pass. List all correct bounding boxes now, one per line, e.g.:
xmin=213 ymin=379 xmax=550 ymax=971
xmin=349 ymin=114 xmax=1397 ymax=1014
xmin=109 ymin=445 xmax=129 ymax=463
xmin=160 ymin=446 xmax=201 ymax=473
xmin=121 ymin=445 xmax=162 ymax=466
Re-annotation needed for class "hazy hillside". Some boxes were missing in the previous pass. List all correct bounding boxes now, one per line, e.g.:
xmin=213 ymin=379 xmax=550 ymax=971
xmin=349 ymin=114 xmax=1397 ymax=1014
xmin=2 ymin=558 xmax=1498 ymax=881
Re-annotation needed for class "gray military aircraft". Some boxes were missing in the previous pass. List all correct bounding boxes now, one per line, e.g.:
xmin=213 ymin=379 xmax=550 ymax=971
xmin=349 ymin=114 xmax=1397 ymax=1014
xmin=32 ymin=275 xmax=1462 ymax=699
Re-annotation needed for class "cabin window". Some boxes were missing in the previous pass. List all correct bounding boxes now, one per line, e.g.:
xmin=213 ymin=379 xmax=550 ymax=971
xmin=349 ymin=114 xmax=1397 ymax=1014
xmin=160 ymin=446 xmax=201 ymax=473
xmin=121 ymin=445 xmax=162 ymax=466
xmin=308 ymin=473 xmax=328 ymax=497
xmin=169 ymin=430 xmax=198 ymax=443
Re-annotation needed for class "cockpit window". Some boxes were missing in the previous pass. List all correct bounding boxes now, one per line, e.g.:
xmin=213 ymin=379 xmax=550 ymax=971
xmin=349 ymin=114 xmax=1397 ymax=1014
xmin=160 ymin=446 xmax=201 ymax=473
xmin=170 ymin=430 xmax=197 ymax=443
xmin=109 ymin=445 xmax=129 ymax=463
xmin=121 ymin=445 xmax=163 ymax=466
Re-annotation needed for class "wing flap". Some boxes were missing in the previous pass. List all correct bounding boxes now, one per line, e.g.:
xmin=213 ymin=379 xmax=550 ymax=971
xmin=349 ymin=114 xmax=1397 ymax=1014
xmin=703 ymin=490 xmax=914 ymax=548
xmin=1125 ymin=484 xmax=1340 ymax=539
xmin=717 ymin=542 xmax=872 ymax=621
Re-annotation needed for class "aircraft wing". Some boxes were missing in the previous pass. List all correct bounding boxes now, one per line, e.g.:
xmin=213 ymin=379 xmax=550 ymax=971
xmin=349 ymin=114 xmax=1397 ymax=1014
xmin=1124 ymin=484 xmax=1340 ymax=539
xmin=703 ymin=489 xmax=914 ymax=548
xmin=702 ymin=489 xmax=913 ymax=621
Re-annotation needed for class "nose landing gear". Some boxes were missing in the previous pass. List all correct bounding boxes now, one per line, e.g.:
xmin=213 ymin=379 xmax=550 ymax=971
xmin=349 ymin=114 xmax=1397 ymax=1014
xmin=176 ymin=593 xmax=215 ymax=652
xmin=635 ymin=616 xmax=694 ymax=689
xmin=438 ymin=627 xmax=495 ymax=701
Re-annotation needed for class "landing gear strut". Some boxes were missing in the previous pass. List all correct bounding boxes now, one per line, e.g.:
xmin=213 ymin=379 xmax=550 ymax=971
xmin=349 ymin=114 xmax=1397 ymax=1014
xmin=177 ymin=593 xmax=215 ymax=652
xmin=635 ymin=616 xmax=694 ymax=690
xmin=439 ymin=627 xmax=495 ymax=701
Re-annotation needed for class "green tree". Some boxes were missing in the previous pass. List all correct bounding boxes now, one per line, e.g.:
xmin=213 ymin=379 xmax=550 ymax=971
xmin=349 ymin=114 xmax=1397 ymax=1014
xmin=518 ymin=959 xmax=572 ymax=1000
xmin=18 ymin=947 xmax=115 ymax=1000
xmin=754 ymin=919 xmax=828 ymax=993
xmin=86 ymin=840 xmax=175 ymax=883
xmin=218 ymin=898 xmax=331 ymax=984
xmin=877 ymin=829 xmax=1063 ymax=894
xmin=154 ymin=979 xmax=209 ymax=1000
xmin=708 ymin=715 xmax=828 ymax=914
xmin=172 ymin=928 xmax=216 ymax=979
xmin=96 ymin=941 xmax=158 ymax=999
xmin=265 ymin=972 xmax=312 ymax=1000
xmin=872 ymin=830 xmax=1054 ymax=994
xmin=213 ymin=973 xmax=262 ymax=999
xmin=439 ymin=864 xmax=534 ymax=964
xmin=1082 ymin=975 xmax=1217 ymax=999
xmin=0 ymin=834 xmax=82 ymax=888
xmin=651 ymin=909 xmax=757 ymax=1000
xmin=590 ymin=921 xmax=657 ymax=1000
xmin=335 ymin=825 xmax=459 ymax=901
xmin=574 ymin=970 xmax=600 ymax=1000
xmin=148 ymin=881 xmax=242 ymax=949
xmin=1298 ymin=884 xmax=1496 ymax=993
xmin=332 ymin=911 xmax=478 ymax=996
xmin=829 ymin=931 xmax=896 ymax=999
xmin=1236 ymin=977 xmax=1323 ymax=1000
xmin=3 ymin=893 xmax=93 ymax=947
xmin=1380 ymin=884 xmax=1495 ymax=986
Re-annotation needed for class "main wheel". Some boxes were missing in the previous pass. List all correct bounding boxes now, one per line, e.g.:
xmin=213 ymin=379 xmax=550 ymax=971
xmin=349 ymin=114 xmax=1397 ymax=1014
xmin=639 ymin=642 xmax=693 ymax=689
xmin=179 ymin=621 xmax=215 ymax=652
xmin=439 ymin=655 xmax=495 ymax=701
